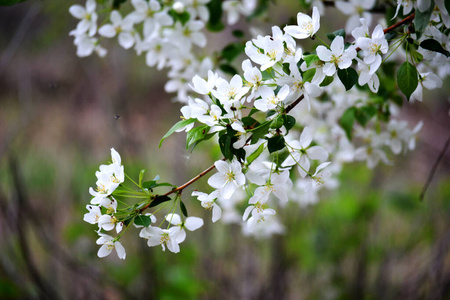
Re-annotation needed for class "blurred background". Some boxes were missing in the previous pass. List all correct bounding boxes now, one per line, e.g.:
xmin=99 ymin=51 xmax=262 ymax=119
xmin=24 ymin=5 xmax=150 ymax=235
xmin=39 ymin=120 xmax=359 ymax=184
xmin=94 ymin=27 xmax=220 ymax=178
xmin=1 ymin=1 xmax=450 ymax=299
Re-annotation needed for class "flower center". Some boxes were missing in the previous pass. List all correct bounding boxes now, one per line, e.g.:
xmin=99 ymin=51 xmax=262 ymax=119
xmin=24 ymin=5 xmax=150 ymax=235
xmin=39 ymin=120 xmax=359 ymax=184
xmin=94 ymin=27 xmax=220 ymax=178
xmin=225 ymin=172 xmax=235 ymax=182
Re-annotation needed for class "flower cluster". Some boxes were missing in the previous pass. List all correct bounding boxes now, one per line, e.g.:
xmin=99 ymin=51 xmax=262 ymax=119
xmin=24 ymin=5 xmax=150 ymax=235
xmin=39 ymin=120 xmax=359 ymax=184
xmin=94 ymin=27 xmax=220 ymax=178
xmin=69 ymin=0 xmax=257 ymax=102
xmin=80 ymin=2 xmax=450 ymax=258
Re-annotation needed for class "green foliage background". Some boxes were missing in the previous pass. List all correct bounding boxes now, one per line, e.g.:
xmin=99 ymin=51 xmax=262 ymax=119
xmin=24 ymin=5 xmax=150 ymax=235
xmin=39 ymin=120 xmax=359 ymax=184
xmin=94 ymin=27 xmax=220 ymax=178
xmin=0 ymin=1 xmax=450 ymax=299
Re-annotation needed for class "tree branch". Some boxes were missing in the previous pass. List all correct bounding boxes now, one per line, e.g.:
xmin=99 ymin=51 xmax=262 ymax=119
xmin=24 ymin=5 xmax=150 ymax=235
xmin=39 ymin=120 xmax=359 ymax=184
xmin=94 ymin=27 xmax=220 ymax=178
xmin=139 ymin=13 xmax=416 ymax=213
xmin=383 ymin=13 xmax=415 ymax=35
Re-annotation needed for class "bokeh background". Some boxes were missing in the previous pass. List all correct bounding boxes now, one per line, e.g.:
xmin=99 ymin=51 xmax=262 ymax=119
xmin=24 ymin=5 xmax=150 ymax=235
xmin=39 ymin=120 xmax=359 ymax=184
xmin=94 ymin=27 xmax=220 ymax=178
xmin=1 ymin=1 xmax=450 ymax=299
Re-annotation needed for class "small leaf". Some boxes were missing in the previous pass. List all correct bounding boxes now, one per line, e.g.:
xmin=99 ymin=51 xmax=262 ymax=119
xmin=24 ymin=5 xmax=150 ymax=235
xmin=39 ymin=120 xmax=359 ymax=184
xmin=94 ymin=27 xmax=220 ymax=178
xmin=247 ymin=143 xmax=265 ymax=164
xmin=218 ymin=129 xmax=234 ymax=161
xmin=148 ymin=195 xmax=172 ymax=208
xmin=134 ymin=215 xmax=153 ymax=227
xmin=355 ymin=106 xmax=377 ymax=126
xmin=250 ymin=121 xmax=271 ymax=144
xmin=180 ymin=201 xmax=188 ymax=217
xmin=414 ymin=0 xmax=435 ymax=34
xmin=340 ymin=107 xmax=356 ymax=140
xmin=242 ymin=116 xmax=260 ymax=129
xmin=303 ymin=54 xmax=321 ymax=68
xmin=320 ymin=76 xmax=334 ymax=87
xmin=397 ymin=62 xmax=418 ymax=100
xmin=207 ymin=0 xmax=224 ymax=32
xmin=159 ymin=118 xmax=196 ymax=147
xmin=168 ymin=10 xmax=191 ymax=26
xmin=142 ymin=180 xmax=156 ymax=189
xmin=267 ymin=135 xmax=285 ymax=153
xmin=112 ymin=0 xmax=127 ymax=9
xmin=139 ymin=169 xmax=146 ymax=187
xmin=326 ymin=29 xmax=346 ymax=42
xmin=337 ymin=68 xmax=358 ymax=91
xmin=222 ymin=43 xmax=244 ymax=63
xmin=419 ymin=39 xmax=450 ymax=57
xmin=219 ymin=64 xmax=238 ymax=75
xmin=232 ymin=30 xmax=245 ymax=38
xmin=284 ymin=115 xmax=296 ymax=132
xmin=270 ymin=114 xmax=284 ymax=129
xmin=186 ymin=125 xmax=211 ymax=150
xmin=302 ymin=68 xmax=316 ymax=82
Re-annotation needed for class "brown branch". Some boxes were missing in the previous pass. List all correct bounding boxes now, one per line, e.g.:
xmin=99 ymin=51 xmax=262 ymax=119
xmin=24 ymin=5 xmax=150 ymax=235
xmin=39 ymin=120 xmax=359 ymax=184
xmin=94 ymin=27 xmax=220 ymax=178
xmin=138 ymin=13 xmax=416 ymax=214
xmin=383 ymin=13 xmax=415 ymax=35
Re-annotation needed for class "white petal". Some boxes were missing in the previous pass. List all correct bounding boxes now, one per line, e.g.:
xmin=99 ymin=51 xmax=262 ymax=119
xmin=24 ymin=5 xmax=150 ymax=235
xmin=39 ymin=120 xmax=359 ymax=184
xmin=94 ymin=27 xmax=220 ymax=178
xmin=115 ymin=241 xmax=126 ymax=259
xmin=212 ymin=204 xmax=222 ymax=222
xmin=185 ymin=217 xmax=204 ymax=231
xmin=97 ymin=244 xmax=112 ymax=258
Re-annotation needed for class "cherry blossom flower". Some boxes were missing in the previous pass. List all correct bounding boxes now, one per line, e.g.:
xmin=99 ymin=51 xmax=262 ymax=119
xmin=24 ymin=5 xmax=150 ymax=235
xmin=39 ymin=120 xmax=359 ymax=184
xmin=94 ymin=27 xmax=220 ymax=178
xmin=254 ymin=85 xmax=290 ymax=112
xmin=356 ymin=24 xmax=388 ymax=73
xmin=83 ymin=205 xmax=102 ymax=225
xmin=284 ymin=6 xmax=320 ymax=39
xmin=165 ymin=213 xmax=204 ymax=242
xmin=98 ymin=11 xmax=136 ymax=49
xmin=96 ymin=234 xmax=126 ymax=259
xmin=317 ymin=36 xmax=357 ymax=76
xmin=69 ymin=0 xmax=98 ymax=37
xmin=208 ymin=160 xmax=245 ymax=199
xmin=140 ymin=226 xmax=183 ymax=253
xmin=192 ymin=190 xmax=223 ymax=222
xmin=282 ymin=127 xmax=329 ymax=177
xmin=128 ymin=0 xmax=173 ymax=37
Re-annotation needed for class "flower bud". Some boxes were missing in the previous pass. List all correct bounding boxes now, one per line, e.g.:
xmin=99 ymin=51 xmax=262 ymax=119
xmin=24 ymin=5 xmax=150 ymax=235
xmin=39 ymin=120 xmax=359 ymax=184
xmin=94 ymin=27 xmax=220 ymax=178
xmin=173 ymin=2 xmax=185 ymax=13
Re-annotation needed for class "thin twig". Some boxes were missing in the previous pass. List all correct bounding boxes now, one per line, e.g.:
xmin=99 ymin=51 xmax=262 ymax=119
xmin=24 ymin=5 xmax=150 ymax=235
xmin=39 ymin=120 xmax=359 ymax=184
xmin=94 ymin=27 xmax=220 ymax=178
xmin=420 ymin=133 xmax=450 ymax=201
xmin=383 ymin=13 xmax=415 ymax=35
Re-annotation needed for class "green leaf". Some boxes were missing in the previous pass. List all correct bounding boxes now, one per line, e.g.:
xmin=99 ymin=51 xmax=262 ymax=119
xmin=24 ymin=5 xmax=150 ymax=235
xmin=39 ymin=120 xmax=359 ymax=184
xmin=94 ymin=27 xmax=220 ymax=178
xmin=134 ymin=215 xmax=153 ymax=227
xmin=247 ymin=143 xmax=265 ymax=164
xmin=340 ymin=107 xmax=357 ymax=140
xmin=123 ymin=217 xmax=134 ymax=227
xmin=303 ymin=54 xmax=321 ymax=68
xmin=218 ymin=128 xmax=235 ymax=161
xmin=159 ymin=118 xmax=196 ymax=147
xmin=139 ymin=169 xmax=146 ymax=187
xmin=419 ymin=39 xmax=450 ymax=57
xmin=219 ymin=64 xmax=238 ymax=75
xmin=326 ymin=29 xmax=346 ymax=42
xmin=267 ymin=135 xmax=285 ymax=153
xmin=148 ymin=195 xmax=172 ymax=208
xmin=397 ymin=62 xmax=418 ymax=100
xmin=168 ymin=10 xmax=191 ymax=26
xmin=112 ymin=0 xmax=127 ymax=9
xmin=446 ymin=0 xmax=450 ymax=16
xmin=320 ymin=76 xmax=334 ymax=87
xmin=337 ymin=68 xmax=358 ymax=91
xmin=414 ymin=0 xmax=435 ymax=35
xmin=186 ymin=125 xmax=211 ymax=150
xmin=180 ymin=201 xmax=188 ymax=217
xmin=222 ymin=43 xmax=244 ymax=63
xmin=142 ymin=181 xmax=174 ymax=189
xmin=284 ymin=115 xmax=296 ymax=132
xmin=242 ymin=116 xmax=260 ymax=129
xmin=302 ymin=68 xmax=316 ymax=82
xmin=207 ymin=0 xmax=224 ymax=31
xmin=250 ymin=121 xmax=271 ymax=144
xmin=355 ymin=106 xmax=377 ymax=126
xmin=270 ymin=114 xmax=285 ymax=129
xmin=232 ymin=30 xmax=245 ymax=38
